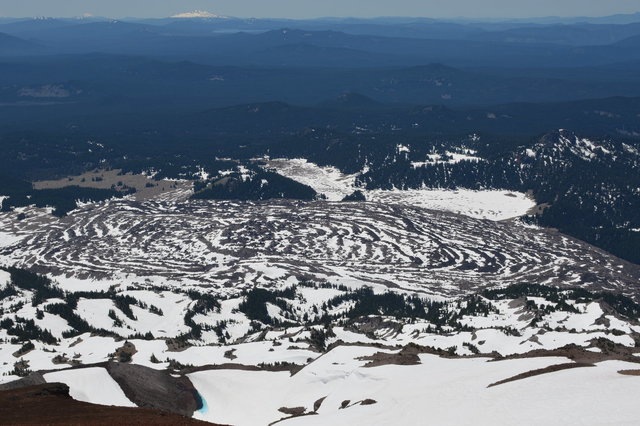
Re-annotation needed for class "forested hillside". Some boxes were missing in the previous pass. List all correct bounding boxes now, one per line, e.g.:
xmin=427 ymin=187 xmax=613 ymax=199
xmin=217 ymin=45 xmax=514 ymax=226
xmin=356 ymin=131 xmax=640 ymax=263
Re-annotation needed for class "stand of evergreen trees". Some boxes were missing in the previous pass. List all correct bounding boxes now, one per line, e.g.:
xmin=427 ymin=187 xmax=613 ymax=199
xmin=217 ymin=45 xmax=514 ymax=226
xmin=192 ymin=170 xmax=317 ymax=201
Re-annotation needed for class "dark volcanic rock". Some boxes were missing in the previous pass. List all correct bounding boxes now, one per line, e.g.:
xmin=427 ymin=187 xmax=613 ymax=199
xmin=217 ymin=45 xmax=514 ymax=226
xmin=0 ymin=371 xmax=46 ymax=391
xmin=105 ymin=361 xmax=200 ymax=417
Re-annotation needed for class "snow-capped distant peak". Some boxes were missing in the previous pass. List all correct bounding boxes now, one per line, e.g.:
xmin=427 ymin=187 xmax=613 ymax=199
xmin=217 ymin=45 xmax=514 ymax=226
xmin=170 ymin=10 xmax=227 ymax=19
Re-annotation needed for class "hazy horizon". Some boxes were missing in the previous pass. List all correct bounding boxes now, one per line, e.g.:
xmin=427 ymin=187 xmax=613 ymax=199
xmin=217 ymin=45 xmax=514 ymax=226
xmin=1 ymin=0 xmax=639 ymax=20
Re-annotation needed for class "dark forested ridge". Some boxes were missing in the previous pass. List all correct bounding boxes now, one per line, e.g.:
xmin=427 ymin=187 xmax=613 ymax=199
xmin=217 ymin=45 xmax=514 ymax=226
xmin=0 ymin=102 xmax=639 ymax=263
xmin=356 ymin=130 xmax=640 ymax=264
xmin=1 ymin=96 xmax=639 ymax=180
xmin=192 ymin=169 xmax=318 ymax=201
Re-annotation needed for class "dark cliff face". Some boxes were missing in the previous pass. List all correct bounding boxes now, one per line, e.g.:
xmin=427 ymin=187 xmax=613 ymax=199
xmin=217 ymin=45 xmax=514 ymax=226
xmin=105 ymin=361 xmax=201 ymax=417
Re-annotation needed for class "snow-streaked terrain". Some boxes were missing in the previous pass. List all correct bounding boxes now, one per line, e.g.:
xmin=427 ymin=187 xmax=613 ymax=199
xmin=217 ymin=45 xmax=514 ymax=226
xmin=1 ymin=280 xmax=639 ymax=377
xmin=265 ymin=158 xmax=535 ymax=220
xmin=0 ymin=199 xmax=635 ymax=299
xmin=2 ymin=273 xmax=640 ymax=425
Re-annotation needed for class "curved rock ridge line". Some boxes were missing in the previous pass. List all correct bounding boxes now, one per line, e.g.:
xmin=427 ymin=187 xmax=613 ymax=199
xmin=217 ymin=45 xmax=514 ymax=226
xmin=0 ymin=199 xmax=638 ymax=298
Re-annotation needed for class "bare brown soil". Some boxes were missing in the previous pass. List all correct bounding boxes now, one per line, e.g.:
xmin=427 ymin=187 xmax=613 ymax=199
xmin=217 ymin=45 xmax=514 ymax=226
xmin=356 ymin=342 xmax=476 ymax=368
xmin=0 ymin=383 xmax=219 ymax=425
xmin=487 ymin=362 xmax=595 ymax=388
xmin=224 ymin=349 xmax=238 ymax=360
xmin=358 ymin=349 xmax=421 ymax=367
xmin=492 ymin=339 xmax=640 ymax=365
xmin=33 ymin=168 xmax=191 ymax=200
xmin=182 ymin=362 xmax=303 ymax=375
xmin=278 ymin=406 xmax=306 ymax=416
xmin=166 ymin=338 xmax=193 ymax=352
xmin=618 ymin=369 xmax=640 ymax=376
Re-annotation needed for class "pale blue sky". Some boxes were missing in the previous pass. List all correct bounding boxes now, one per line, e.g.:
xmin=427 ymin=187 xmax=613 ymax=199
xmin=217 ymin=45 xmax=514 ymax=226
xmin=1 ymin=0 xmax=639 ymax=19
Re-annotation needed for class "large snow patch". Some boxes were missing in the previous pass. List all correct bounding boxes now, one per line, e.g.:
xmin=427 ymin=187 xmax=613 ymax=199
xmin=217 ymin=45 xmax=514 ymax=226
xmin=265 ymin=158 xmax=535 ymax=220
xmin=44 ymin=367 xmax=136 ymax=407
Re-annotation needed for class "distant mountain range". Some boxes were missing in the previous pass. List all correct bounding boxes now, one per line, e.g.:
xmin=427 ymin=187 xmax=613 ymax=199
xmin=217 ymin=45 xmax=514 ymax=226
xmin=0 ymin=31 xmax=41 ymax=54
xmin=2 ymin=22 xmax=640 ymax=69
xmin=170 ymin=10 xmax=228 ymax=19
xmin=2 ymin=54 xmax=640 ymax=119
xmin=3 ymin=11 xmax=639 ymax=25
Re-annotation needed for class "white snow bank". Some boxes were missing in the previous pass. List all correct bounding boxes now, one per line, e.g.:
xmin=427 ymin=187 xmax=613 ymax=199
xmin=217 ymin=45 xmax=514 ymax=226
xmin=0 ymin=270 xmax=10 ymax=290
xmin=266 ymin=158 xmax=356 ymax=201
xmin=368 ymin=188 xmax=535 ymax=221
xmin=0 ymin=231 xmax=23 ymax=248
xmin=283 ymin=359 xmax=640 ymax=426
xmin=44 ymin=367 xmax=136 ymax=407
xmin=190 ymin=369 xmax=293 ymax=425
xmin=265 ymin=158 xmax=535 ymax=220
xmin=191 ymin=349 xmax=640 ymax=426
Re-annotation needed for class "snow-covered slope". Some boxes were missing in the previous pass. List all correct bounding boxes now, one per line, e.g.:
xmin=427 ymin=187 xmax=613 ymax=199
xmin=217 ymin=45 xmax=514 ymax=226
xmin=0 ymin=270 xmax=9 ymax=289
xmin=264 ymin=159 xmax=358 ymax=201
xmin=368 ymin=188 xmax=534 ymax=221
xmin=523 ymin=130 xmax=637 ymax=164
xmin=2 ymin=267 xmax=640 ymax=425
xmin=44 ymin=367 xmax=136 ymax=407
xmin=265 ymin=158 xmax=535 ymax=220
xmin=170 ymin=11 xmax=227 ymax=19
xmin=191 ymin=352 xmax=640 ymax=426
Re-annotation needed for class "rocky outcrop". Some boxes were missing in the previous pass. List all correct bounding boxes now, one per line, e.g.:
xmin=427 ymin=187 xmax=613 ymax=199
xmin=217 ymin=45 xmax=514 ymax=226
xmin=105 ymin=361 xmax=200 ymax=417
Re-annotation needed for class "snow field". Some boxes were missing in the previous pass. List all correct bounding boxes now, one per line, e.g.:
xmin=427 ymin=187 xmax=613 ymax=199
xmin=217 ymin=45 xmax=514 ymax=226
xmin=190 ymin=344 xmax=640 ymax=426
xmin=44 ymin=367 xmax=136 ymax=407
xmin=0 ymin=270 xmax=10 ymax=289
xmin=265 ymin=158 xmax=536 ymax=220
xmin=368 ymin=188 xmax=535 ymax=221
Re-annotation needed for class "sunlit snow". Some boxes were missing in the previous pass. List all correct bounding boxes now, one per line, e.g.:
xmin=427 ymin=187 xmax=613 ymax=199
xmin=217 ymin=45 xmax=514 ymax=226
xmin=44 ymin=367 xmax=136 ymax=407
xmin=265 ymin=158 xmax=535 ymax=220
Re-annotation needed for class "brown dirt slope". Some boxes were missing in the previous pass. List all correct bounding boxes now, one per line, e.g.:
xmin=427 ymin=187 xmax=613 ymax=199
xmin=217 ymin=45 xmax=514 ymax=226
xmin=488 ymin=362 xmax=595 ymax=388
xmin=0 ymin=383 xmax=221 ymax=425
xmin=618 ymin=369 xmax=640 ymax=376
